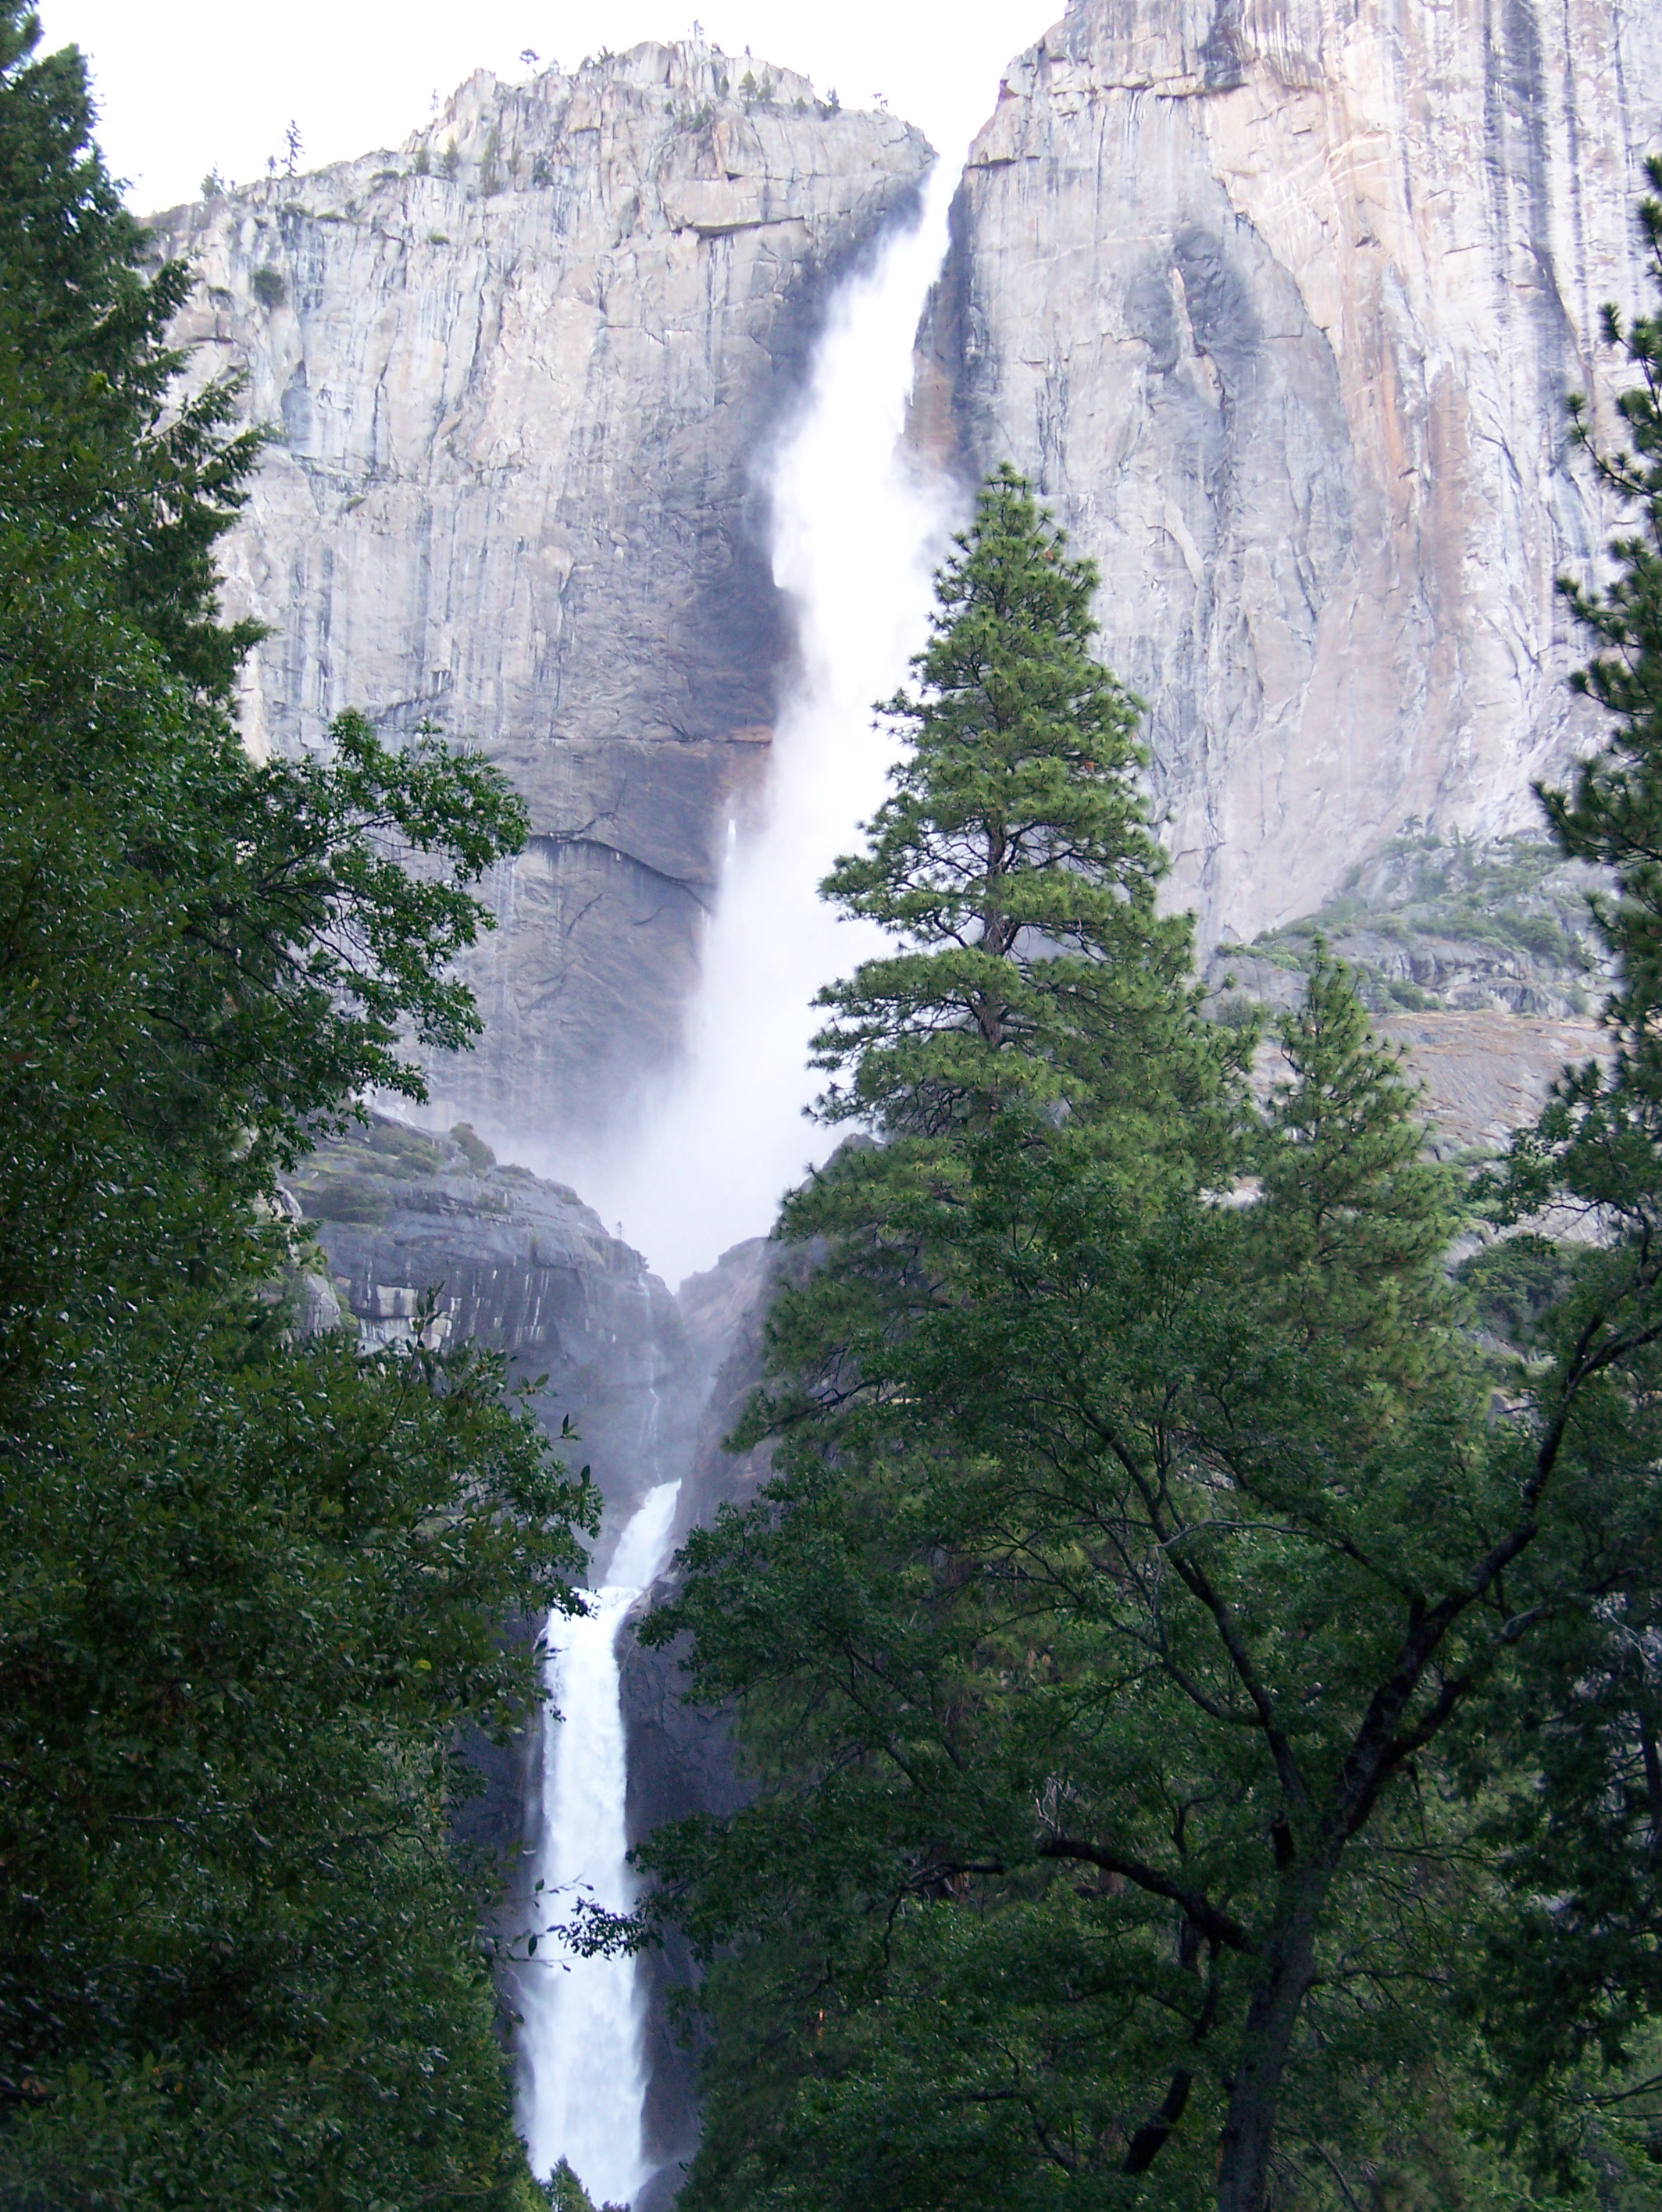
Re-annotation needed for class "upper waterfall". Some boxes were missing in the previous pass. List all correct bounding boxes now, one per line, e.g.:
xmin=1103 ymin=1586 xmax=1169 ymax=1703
xmin=150 ymin=48 xmax=933 ymax=1145
xmin=569 ymin=163 xmax=963 ymax=1286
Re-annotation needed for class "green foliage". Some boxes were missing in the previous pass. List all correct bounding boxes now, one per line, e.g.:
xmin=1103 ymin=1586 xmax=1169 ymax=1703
xmin=1467 ymin=155 xmax=1662 ymax=2180
xmin=811 ymin=465 xmax=1237 ymax=1177
xmin=1250 ymin=960 xmax=1463 ymax=1365
xmin=648 ymin=954 xmax=1511 ymax=2212
xmin=1523 ymin=154 xmax=1662 ymax=1129
xmin=0 ymin=11 xmax=587 ymax=2203
xmin=1233 ymin=830 xmax=1598 ymax=1015
xmin=546 ymin=2156 xmax=628 ymax=2212
xmin=0 ymin=8 xmax=265 ymax=701
xmin=550 ymin=2160 xmax=597 ymax=2212
xmin=452 ymin=1120 xmax=499 ymax=1171
xmin=0 ymin=663 xmax=530 ymax=1394
xmin=639 ymin=451 xmax=1662 ymax=2210
xmin=251 ymin=262 xmax=286 ymax=307
xmin=0 ymin=1318 xmax=591 ymax=2209
xmin=1455 ymin=1233 xmax=1578 ymax=1347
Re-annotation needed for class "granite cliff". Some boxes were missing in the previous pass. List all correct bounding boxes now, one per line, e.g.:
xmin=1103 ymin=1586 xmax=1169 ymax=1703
xmin=152 ymin=6 xmax=1661 ymax=1142
xmin=918 ymin=0 xmax=1662 ymax=942
xmin=153 ymin=47 xmax=929 ymax=1138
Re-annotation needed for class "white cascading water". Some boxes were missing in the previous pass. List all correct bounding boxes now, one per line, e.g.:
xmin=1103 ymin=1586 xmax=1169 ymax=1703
xmin=565 ymin=159 xmax=962 ymax=1289
xmin=518 ymin=151 xmax=967 ymax=2210
xmin=518 ymin=1479 xmax=683 ymax=2203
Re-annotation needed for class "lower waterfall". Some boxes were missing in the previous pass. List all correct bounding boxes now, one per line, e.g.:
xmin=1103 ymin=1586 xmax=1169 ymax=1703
xmin=518 ymin=155 xmax=963 ymax=2210
xmin=518 ymin=1481 xmax=683 ymax=2204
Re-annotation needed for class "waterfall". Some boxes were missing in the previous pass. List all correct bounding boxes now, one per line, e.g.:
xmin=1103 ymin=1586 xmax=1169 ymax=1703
xmin=566 ymin=159 xmax=962 ymax=1290
xmin=518 ymin=1479 xmax=683 ymax=2204
xmin=518 ymin=148 xmax=964 ymax=2212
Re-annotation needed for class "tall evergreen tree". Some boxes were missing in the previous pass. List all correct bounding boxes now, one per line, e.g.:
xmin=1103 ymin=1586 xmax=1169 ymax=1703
xmin=647 ymin=954 xmax=1507 ymax=2212
xmin=1464 ymin=152 xmax=1662 ymax=2182
xmin=0 ymin=3 xmax=262 ymax=694
xmin=0 ymin=15 xmax=590 ymax=2206
xmin=640 ymin=451 xmax=1662 ymax=2211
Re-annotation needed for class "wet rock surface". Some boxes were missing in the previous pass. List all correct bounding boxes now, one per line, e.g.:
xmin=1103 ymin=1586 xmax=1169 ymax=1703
xmin=284 ymin=1114 xmax=697 ymax=1534
xmin=619 ymin=1235 xmax=780 ymax=2196
xmin=287 ymin=1122 xmax=776 ymax=2192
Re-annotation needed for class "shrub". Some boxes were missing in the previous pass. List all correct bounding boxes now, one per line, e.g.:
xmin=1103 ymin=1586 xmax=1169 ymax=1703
xmin=451 ymin=1122 xmax=497 ymax=1171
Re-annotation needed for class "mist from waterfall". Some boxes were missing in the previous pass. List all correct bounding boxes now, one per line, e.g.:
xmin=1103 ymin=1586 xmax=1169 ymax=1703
xmin=517 ymin=1479 xmax=683 ymax=2203
xmin=565 ymin=161 xmax=962 ymax=1290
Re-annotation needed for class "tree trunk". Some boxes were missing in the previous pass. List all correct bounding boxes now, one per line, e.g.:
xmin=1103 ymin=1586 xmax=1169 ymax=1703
xmin=1214 ymin=1870 xmax=1330 ymax=2212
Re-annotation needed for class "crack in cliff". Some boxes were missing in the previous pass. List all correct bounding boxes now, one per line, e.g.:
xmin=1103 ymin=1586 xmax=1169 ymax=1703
xmin=533 ymin=830 xmax=715 ymax=914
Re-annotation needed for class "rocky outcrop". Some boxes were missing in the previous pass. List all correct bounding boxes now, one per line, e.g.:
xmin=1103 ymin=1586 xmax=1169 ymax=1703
xmin=155 ymin=48 xmax=931 ymax=1139
xmin=919 ymin=0 xmax=1662 ymax=942
xmin=1205 ymin=832 xmax=1607 ymax=1019
xmin=284 ymin=1113 xmax=697 ymax=1537
xmin=1375 ymin=1006 xmax=1603 ymax=1158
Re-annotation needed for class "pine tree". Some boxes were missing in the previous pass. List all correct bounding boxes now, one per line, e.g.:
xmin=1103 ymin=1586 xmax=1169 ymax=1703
xmin=1495 ymin=153 xmax=1662 ymax=1239
xmin=1468 ymin=154 xmax=1662 ymax=2182
xmin=635 ymin=475 xmax=1529 ymax=2210
xmin=644 ymin=957 xmax=1514 ymax=2212
xmin=810 ymin=465 xmax=1232 ymax=1179
xmin=1254 ymin=952 xmax=1464 ymax=1380
xmin=0 ymin=4 xmax=265 ymax=698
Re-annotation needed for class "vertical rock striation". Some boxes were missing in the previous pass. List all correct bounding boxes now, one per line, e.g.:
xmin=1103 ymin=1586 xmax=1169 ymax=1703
xmin=153 ymin=47 xmax=931 ymax=1137
xmin=919 ymin=0 xmax=1662 ymax=940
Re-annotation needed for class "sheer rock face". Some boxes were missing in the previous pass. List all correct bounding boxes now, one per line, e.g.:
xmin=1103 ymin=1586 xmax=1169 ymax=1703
xmin=283 ymin=1116 xmax=697 ymax=1532
xmin=918 ymin=0 xmax=1662 ymax=942
xmin=154 ymin=47 xmax=930 ymax=1139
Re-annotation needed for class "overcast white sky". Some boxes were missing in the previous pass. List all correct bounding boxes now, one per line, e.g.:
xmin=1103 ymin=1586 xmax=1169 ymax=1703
xmin=34 ymin=1 xmax=1064 ymax=212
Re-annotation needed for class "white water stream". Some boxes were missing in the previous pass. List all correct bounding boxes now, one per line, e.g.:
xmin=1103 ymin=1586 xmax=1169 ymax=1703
xmin=518 ymin=1479 xmax=683 ymax=2203
xmin=563 ymin=160 xmax=962 ymax=1290
xmin=517 ymin=147 xmax=967 ymax=2212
